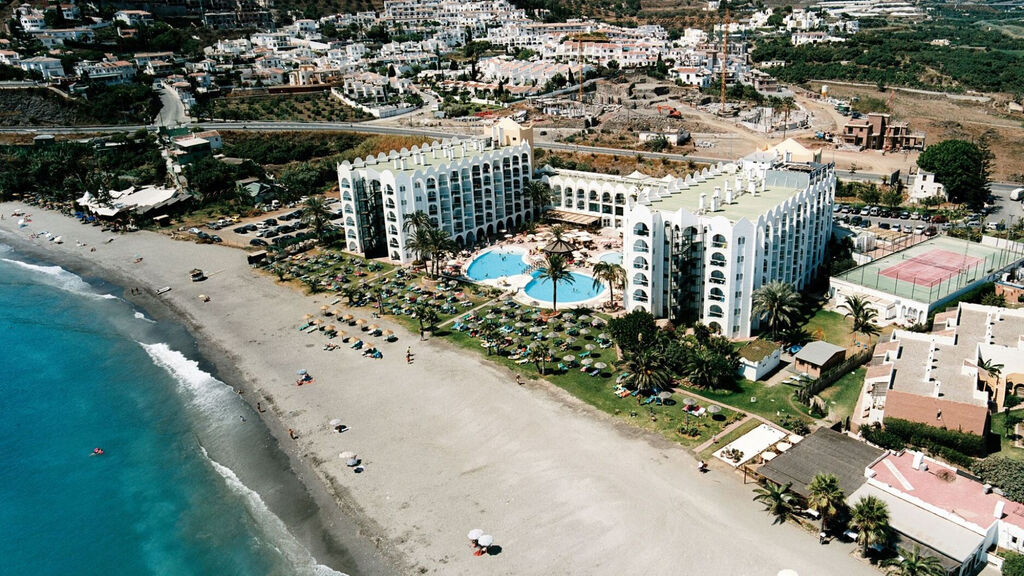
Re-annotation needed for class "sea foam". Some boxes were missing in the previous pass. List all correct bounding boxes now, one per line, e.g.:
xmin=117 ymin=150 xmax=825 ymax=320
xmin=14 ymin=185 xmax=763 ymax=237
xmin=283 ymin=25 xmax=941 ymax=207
xmin=1 ymin=258 xmax=119 ymax=300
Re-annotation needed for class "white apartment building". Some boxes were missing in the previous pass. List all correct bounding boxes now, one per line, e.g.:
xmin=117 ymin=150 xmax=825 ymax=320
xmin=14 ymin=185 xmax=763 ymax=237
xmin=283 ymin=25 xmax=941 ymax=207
xmin=74 ymin=60 xmax=137 ymax=84
xmin=19 ymin=56 xmax=66 ymax=80
xmin=908 ymin=170 xmax=946 ymax=203
xmin=550 ymin=40 xmax=660 ymax=68
xmin=618 ymin=154 xmax=835 ymax=337
xmin=0 ymin=49 xmax=21 ymax=66
xmin=479 ymin=56 xmax=591 ymax=85
xmin=336 ymin=119 xmax=536 ymax=262
xmin=114 ymin=10 xmax=154 ymax=26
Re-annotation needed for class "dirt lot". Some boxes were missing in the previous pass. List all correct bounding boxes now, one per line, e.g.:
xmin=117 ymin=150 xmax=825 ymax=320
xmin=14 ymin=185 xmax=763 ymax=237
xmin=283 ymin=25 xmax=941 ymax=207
xmin=802 ymin=82 xmax=1024 ymax=181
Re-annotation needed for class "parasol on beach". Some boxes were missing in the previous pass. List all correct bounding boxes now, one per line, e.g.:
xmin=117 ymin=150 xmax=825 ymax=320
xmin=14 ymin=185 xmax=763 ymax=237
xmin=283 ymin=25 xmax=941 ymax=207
xmin=585 ymin=344 xmax=596 ymax=351
xmin=682 ymin=397 xmax=697 ymax=406
xmin=343 ymin=314 xmax=354 ymax=321
xmin=330 ymin=419 xmax=343 ymax=427
xmin=303 ymin=313 xmax=314 ymax=321
xmin=658 ymin=391 xmax=673 ymax=401
xmin=325 ymin=324 xmax=336 ymax=332
xmin=321 ymin=305 xmax=330 ymax=314
xmin=598 ymin=333 xmax=611 ymax=340
xmin=346 ymin=458 xmax=359 ymax=467
xmin=337 ymin=330 xmax=348 ymax=338
xmin=356 ymin=318 xmax=368 ymax=326
xmin=383 ymin=329 xmax=394 ymax=337
xmin=477 ymin=535 xmax=494 ymax=547
xmin=581 ymin=358 xmax=594 ymax=366
xmin=594 ymin=362 xmax=608 ymax=370
xmin=468 ymin=529 xmax=484 ymax=541
xmin=707 ymin=405 xmax=722 ymax=415
xmin=340 ymin=451 xmax=357 ymax=459
xmin=368 ymin=323 xmax=380 ymax=331
xmin=579 ymin=328 xmax=590 ymax=335
xmin=332 ymin=309 xmax=343 ymax=317
xmin=563 ymin=355 xmax=576 ymax=362
xmin=297 ymin=369 xmax=308 ymax=375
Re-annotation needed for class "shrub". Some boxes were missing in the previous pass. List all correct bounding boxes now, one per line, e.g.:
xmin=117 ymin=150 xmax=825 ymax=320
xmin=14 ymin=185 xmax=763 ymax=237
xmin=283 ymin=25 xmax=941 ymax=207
xmin=861 ymin=423 xmax=906 ymax=451
xmin=883 ymin=418 xmax=987 ymax=457
xmin=973 ymin=457 xmax=1024 ymax=503
xmin=1003 ymin=552 xmax=1024 ymax=576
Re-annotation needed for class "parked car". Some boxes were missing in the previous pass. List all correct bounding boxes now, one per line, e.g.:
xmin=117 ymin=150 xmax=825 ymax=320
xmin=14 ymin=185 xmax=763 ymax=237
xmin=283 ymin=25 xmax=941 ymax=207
xmin=850 ymin=215 xmax=863 ymax=226
xmin=932 ymin=214 xmax=948 ymax=224
xmin=859 ymin=207 xmax=870 ymax=216
xmin=902 ymin=224 xmax=913 ymax=233
xmin=899 ymin=211 xmax=911 ymax=220
xmin=250 ymin=239 xmax=268 ymax=247
xmin=878 ymin=222 xmax=891 ymax=230
xmin=910 ymin=212 xmax=921 ymax=220
xmin=924 ymin=226 xmax=937 ymax=236
xmin=210 ymin=235 xmax=222 ymax=243
xmin=914 ymin=225 xmax=925 ymax=235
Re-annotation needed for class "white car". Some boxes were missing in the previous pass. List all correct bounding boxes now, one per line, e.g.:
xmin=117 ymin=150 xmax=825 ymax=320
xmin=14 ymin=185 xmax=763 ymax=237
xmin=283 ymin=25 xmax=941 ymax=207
xmin=914 ymin=225 xmax=925 ymax=235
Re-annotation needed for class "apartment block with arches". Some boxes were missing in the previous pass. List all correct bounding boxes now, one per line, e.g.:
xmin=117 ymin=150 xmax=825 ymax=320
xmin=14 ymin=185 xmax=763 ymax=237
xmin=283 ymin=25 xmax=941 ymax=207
xmin=621 ymin=153 xmax=835 ymax=338
xmin=336 ymin=119 xmax=536 ymax=262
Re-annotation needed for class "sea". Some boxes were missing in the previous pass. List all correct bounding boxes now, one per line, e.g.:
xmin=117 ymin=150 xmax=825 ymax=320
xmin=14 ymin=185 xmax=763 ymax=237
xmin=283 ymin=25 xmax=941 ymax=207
xmin=0 ymin=242 xmax=353 ymax=576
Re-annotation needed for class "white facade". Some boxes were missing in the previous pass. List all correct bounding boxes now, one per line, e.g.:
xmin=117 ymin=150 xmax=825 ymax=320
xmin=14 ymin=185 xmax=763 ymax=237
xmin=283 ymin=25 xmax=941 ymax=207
xmin=337 ymin=122 xmax=536 ymax=262
xmin=909 ymin=170 xmax=946 ymax=203
xmin=620 ymin=158 xmax=835 ymax=338
xmin=19 ymin=56 xmax=65 ymax=80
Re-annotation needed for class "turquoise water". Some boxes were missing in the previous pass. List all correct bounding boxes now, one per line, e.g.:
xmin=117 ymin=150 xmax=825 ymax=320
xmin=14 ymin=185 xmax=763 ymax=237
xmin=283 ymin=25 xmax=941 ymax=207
xmin=0 ymin=244 xmax=349 ymax=576
xmin=464 ymin=248 xmax=529 ymax=281
xmin=525 ymin=271 xmax=605 ymax=304
xmin=598 ymin=252 xmax=623 ymax=265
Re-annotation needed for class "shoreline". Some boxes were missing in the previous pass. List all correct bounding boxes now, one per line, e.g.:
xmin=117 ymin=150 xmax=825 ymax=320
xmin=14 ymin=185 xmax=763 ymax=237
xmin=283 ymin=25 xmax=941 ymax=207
xmin=0 ymin=212 xmax=402 ymax=576
xmin=0 ymin=201 xmax=883 ymax=576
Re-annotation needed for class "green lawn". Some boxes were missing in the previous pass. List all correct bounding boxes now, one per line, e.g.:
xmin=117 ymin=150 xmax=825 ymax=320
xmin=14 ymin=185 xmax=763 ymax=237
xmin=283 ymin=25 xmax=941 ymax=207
xmin=803 ymin=309 xmax=854 ymax=348
xmin=819 ymin=367 xmax=866 ymax=423
xmin=990 ymin=411 xmax=1024 ymax=461
xmin=676 ymin=379 xmax=814 ymax=433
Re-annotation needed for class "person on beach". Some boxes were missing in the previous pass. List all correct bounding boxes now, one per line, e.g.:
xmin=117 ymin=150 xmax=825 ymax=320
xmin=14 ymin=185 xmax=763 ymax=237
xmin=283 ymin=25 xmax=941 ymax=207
xmin=288 ymin=429 xmax=297 ymax=440
xmin=516 ymin=375 xmax=523 ymax=386
xmin=257 ymin=402 xmax=264 ymax=413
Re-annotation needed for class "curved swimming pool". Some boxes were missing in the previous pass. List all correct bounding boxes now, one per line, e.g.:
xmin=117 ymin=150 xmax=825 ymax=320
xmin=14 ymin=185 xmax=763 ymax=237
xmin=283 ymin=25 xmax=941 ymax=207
xmin=464 ymin=248 xmax=529 ymax=281
xmin=524 ymin=271 xmax=605 ymax=304
xmin=597 ymin=252 xmax=623 ymax=266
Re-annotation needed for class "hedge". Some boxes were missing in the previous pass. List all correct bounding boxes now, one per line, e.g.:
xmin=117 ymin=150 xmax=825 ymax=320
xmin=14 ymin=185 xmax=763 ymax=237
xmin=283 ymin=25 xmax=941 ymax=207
xmin=861 ymin=423 xmax=905 ymax=451
xmin=973 ymin=457 xmax=1024 ymax=504
xmin=861 ymin=422 xmax=975 ymax=469
xmin=883 ymin=417 xmax=987 ymax=457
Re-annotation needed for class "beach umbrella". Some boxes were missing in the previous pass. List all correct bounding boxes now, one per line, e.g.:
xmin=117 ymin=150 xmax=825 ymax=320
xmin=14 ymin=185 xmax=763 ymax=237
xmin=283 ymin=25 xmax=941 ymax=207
xmin=321 ymin=305 xmax=330 ymax=314
xmin=545 ymin=332 xmax=557 ymax=339
xmin=564 ymin=336 xmax=576 ymax=344
xmin=777 ymin=571 xmax=799 ymax=576
xmin=563 ymin=355 xmax=576 ymax=362
xmin=332 ymin=309 xmax=343 ymax=317
xmin=707 ymin=405 xmax=722 ymax=415
xmin=485 ymin=313 xmax=497 ymax=320
xmin=579 ymin=328 xmax=590 ymax=335
xmin=303 ymin=313 xmax=314 ymax=321
xmin=594 ymin=362 xmax=608 ymax=370
xmin=598 ymin=333 xmax=610 ymax=340
xmin=581 ymin=358 xmax=594 ymax=366
xmin=329 ymin=419 xmax=343 ymax=427
xmin=383 ymin=329 xmax=394 ymax=337
xmin=368 ymin=323 xmax=380 ymax=330
xmin=585 ymin=344 xmax=596 ymax=351
xmin=346 ymin=458 xmax=359 ymax=467
xmin=477 ymin=535 xmax=494 ymax=547
xmin=340 ymin=451 xmax=357 ymax=459
xmin=297 ymin=369 xmax=308 ymax=375
xmin=529 ymin=326 xmax=542 ymax=333
xmin=578 ymin=315 xmax=591 ymax=322
xmin=468 ymin=529 xmax=484 ymax=541
xmin=356 ymin=319 xmax=367 ymax=326
xmin=343 ymin=314 xmax=354 ymax=321
xmin=514 ymin=321 xmax=526 ymax=328
xmin=658 ymin=391 xmax=672 ymax=401
xmin=326 ymin=324 xmax=336 ymax=332
xmin=531 ymin=313 xmax=541 ymax=320
xmin=682 ymin=397 xmax=696 ymax=406
xmin=337 ymin=330 xmax=348 ymax=338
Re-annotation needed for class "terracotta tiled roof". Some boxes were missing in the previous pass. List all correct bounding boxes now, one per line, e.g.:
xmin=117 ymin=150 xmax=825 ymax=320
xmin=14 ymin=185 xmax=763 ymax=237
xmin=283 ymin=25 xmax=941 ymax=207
xmin=884 ymin=390 xmax=989 ymax=435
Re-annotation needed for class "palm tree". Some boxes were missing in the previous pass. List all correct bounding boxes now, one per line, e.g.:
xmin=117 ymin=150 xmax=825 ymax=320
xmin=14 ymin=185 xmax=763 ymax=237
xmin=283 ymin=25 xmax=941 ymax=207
xmin=536 ymin=252 xmax=574 ymax=311
xmin=882 ymin=547 xmax=946 ymax=576
xmin=751 ymin=281 xmax=802 ymax=339
xmin=414 ymin=303 xmax=440 ymax=335
xmin=978 ymin=355 xmax=1004 ymax=380
xmin=840 ymin=295 xmax=880 ymax=341
xmin=850 ymin=495 xmax=890 ymax=556
xmin=752 ymin=481 xmax=797 ymax=525
xmin=524 ymin=180 xmax=553 ymax=219
xmin=779 ymin=96 xmax=796 ymax=140
xmin=302 ymin=196 xmax=334 ymax=243
xmin=622 ymin=350 xmax=673 ymax=396
xmin=806 ymin=473 xmax=846 ymax=534
xmin=591 ymin=261 xmax=626 ymax=308
xmin=402 ymin=210 xmax=432 ymax=235
xmin=477 ymin=321 xmax=501 ymax=355
xmin=341 ymin=285 xmax=362 ymax=306
xmin=406 ymin=226 xmax=434 ymax=271
xmin=528 ymin=346 xmax=548 ymax=375
xmin=428 ymin=227 xmax=456 ymax=277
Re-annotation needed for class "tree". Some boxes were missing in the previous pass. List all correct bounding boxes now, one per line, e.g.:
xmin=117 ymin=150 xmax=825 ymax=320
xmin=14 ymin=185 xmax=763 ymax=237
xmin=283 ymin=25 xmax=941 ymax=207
xmin=682 ymin=342 xmax=740 ymax=391
xmin=477 ymin=320 xmax=501 ymax=355
xmin=882 ymin=547 xmax=946 ymax=576
xmin=1003 ymin=551 xmax=1024 ymax=576
xmin=806 ymin=473 xmax=845 ymax=534
xmin=840 ymin=295 xmax=880 ymax=341
xmin=427 ymin=227 xmax=456 ymax=277
xmin=301 ymin=196 xmax=334 ymax=243
xmin=608 ymin=309 xmax=658 ymax=355
xmin=978 ymin=355 xmax=1004 ymax=380
xmin=622 ymin=349 xmax=673 ymax=396
xmin=917 ymin=140 xmax=989 ymax=209
xmin=524 ymin=180 xmax=553 ymax=219
xmin=591 ymin=262 xmax=626 ymax=308
xmin=752 ymin=481 xmax=797 ymax=524
xmin=403 ymin=210 xmax=432 ymax=235
xmin=778 ymin=96 xmax=796 ymax=140
xmin=751 ymin=281 xmax=802 ymax=339
xmin=537 ymin=253 xmax=574 ymax=311
xmin=528 ymin=346 xmax=548 ymax=375
xmin=880 ymin=187 xmax=903 ymax=209
xmin=341 ymin=285 xmax=362 ymax=305
xmin=415 ymin=304 xmax=440 ymax=334
xmin=849 ymin=495 xmax=890 ymax=556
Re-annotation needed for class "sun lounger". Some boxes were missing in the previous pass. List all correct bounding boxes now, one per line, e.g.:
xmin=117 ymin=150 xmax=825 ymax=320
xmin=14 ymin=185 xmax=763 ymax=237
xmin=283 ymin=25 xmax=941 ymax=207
xmin=616 ymin=388 xmax=632 ymax=398
xmin=588 ymin=369 xmax=600 ymax=377
xmin=350 ymin=340 xmax=363 ymax=349
xmin=515 ymin=358 xmax=530 ymax=364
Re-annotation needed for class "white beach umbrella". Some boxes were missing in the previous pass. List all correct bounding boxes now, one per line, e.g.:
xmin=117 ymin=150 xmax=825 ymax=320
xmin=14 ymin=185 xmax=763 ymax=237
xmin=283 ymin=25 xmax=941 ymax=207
xmin=346 ymin=458 xmax=360 ymax=467
xmin=340 ymin=451 xmax=357 ymax=460
xmin=467 ymin=529 xmax=484 ymax=541
xmin=477 ymin=535 xmax=494 ymax=547
xmin=329 ymin=419 xmax=343 ymax=427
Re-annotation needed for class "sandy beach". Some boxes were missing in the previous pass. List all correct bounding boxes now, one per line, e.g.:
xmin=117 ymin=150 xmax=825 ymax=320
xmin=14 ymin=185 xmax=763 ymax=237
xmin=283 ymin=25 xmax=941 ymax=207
xmin=1 ymin=202 xmax=880 ymax=576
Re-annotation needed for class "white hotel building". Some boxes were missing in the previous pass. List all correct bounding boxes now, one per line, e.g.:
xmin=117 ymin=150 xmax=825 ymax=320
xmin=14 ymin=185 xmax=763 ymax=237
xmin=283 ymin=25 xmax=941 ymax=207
xmin=614 ymin=155 xmax=835 ymax=337
xmin=336 ymin=119 xmax=536 ymax=262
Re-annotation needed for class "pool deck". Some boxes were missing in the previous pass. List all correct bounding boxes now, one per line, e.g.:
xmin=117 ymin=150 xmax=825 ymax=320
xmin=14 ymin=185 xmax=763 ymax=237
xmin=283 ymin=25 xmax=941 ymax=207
xmin=460 ymin=229 xmax=620 ymax=311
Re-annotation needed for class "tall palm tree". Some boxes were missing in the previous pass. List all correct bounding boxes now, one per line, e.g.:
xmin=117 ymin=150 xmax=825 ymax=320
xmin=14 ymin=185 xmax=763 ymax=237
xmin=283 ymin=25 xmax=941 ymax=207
xmin=537 ymin=252 xmax=575 ymax=311
xmin=524 ymin=180 xmax=553 ymax=219
xmin=622 ymin=349 xmax=673 ymax=396
xmin=882 ymin=547 xmax=946 ymax=576
xmin=406 ymin=226 xmax=434 ymax=270
xmin=402 ymin=210 xmax=432 ymax=235
xmin=549 ymin=224 xmax=569 ymax=243
xmin=806 ymin=473 xmax=846 ymax=534
xmin=428 ymin=227 xmax=457 ymax=277
xmin=752 ymin=481 xmax=797 ymax=525
xmin=751 ymin=281 xmax=802 ymax=339
xmin=840 ymin=295 xmax=880 ymax=341
xmin=341 ymin=285 xmax=362 ymax=306
xmin=779 ymin=96 xmax=796 ymax=140
xmin=302 ymin=196 xmax=334 ymax=243
xmin=414 ymin=303 xmax=440 ymax=334
xmin=591 ymin=261 xmax=626 ymax=308
xmin=528 ymin=346 xmax=548 ymax=375
xmin=477 ymin=320 xmax=501 ymax=355
xmin=850 ymin=495 xmax=890 ymax=556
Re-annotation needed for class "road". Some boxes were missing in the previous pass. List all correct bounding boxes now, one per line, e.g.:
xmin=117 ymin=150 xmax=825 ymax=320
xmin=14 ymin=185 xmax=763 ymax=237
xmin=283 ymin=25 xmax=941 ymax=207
xmin=2 ymin=120 xmax=1021 ymax=193
xmin=153 ymin=86 xmax=190 ymax=128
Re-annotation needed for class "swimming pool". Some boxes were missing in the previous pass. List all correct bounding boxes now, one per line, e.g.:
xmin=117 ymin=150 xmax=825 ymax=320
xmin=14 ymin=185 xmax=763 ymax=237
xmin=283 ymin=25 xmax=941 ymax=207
xmin=464 ymin=248 xmax=530 ymax=281
xmin=524 ymin=271 xmax=605 ymax=304
xmin=598 ymin=252 xmax=623 ymax=266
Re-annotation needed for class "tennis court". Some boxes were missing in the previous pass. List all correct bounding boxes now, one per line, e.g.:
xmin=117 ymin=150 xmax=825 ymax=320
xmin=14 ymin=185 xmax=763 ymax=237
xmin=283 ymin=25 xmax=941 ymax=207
xmin=835 ymin=236 xmax=1023 ymax=302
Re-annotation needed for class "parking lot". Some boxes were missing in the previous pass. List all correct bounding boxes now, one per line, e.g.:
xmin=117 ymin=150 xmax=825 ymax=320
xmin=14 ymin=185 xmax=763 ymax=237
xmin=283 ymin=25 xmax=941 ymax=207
xmin=187 ymin=199 xmax=343 ymax=249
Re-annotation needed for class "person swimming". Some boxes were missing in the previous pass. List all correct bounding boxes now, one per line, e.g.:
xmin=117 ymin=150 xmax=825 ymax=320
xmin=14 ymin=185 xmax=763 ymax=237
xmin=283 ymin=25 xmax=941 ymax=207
xmin=91 ymin=448 xmax=104 ymax=456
